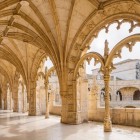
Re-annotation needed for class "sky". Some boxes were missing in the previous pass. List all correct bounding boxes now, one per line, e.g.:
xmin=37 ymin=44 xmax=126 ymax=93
xmin=86 ymin=21 xmax=140 ymax=74
xmin=44 ymin=57 xmax=53 ymax=69
xmin=45 ymin=21 xmax=140 ymax=74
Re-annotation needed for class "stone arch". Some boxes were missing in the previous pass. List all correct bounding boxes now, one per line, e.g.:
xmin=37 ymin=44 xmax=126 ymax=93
xmin=119 ymin=86 xmax=138 ymax=101
xmin=116 ymin=85 xmax=140 ymax=92
xmin=73 ymin=52 xmax=104 ymax=80
xmin=68 ymin=1 xmax=140 ymax=69
xmin=45 ymin=67 xmax=55 ymax=82
xmin=30 ymin=49 xmax=47 ymax=81
xmin=45 ymin=67 xmax=61 ymax=116
xmin=0 ymin=1 xmax=61 ymax=80
xmin=0 ymin=47 xmax=27 ymax=86
xmin=0 ymin=66 xmax=12 ymax=89
xmin=0 ymin=2 xmax=57 ymax=55
xmin=71 ymin=52 xmax=104 ymax=123
xmin=106 ymin=34 xmax=140 ymax=66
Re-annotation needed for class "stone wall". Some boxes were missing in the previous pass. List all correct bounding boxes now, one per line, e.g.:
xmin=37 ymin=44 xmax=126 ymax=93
xmin=49 ymin=102 xmax=140 ymax=127
xmin=92 ymin=59 xmax=139 ymax=80
xmin=49 ymin=105 xmax=61 ymax=116
xmin=88 ymin=107 xmax=140 ymax=127
xmin=49 ymin=93 xmax=61 ymax=116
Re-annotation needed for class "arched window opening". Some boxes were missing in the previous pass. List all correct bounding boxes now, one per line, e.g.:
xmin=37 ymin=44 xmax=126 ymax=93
xmin=83 ymin=18 xmax=140 ymax=109
xmin=36 ymin=57 xmax=61 ymax=117
xmin=116 ymin=90 xmax=122 ymax=101
xmin=48 ymin=72 xmax=61 ymax=106
xmin=100 ymin=88 xmax=105 ymax=101
xmin=18 ymin=75 xmax=27 ymax=113
xmin=133 ymin=90 xmax=140 ymax=100
xmin=100 ymin=88 xmax=111 ymax=102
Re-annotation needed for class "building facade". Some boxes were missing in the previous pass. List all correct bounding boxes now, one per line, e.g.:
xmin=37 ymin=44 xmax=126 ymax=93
xmin=91 ymin=59 xmax=140 ymax=108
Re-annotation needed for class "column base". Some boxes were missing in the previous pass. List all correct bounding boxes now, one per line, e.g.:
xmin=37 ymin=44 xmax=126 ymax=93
xmin=45 ymin=113 xmax=49 ymax=119
xmin=61 ymin=111 xmax=86 ymax=125
xmin=104 ymin=118 xmax=112 ymax=132
xmin=13 ymin=109 xmax=18 ymax=112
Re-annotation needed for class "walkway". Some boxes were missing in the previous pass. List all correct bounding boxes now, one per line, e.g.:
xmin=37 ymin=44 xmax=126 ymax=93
xmin=0 ymin=110 xmax=140 ymax=140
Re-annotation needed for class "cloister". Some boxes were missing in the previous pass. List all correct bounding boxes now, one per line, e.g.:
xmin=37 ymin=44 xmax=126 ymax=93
xmin=1 ymin=0 xmax=140 ymax=139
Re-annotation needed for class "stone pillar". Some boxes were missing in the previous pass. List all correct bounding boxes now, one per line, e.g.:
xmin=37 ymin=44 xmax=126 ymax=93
xmin=13 ymin=91 xmax=18 ymax=111
xmin=60 ymin=80 xmax=82 ymax=124
xmin=22 ymin=86 xmax=25 ymax=113
xmin=22 ymin=85 xmax=27 ymax=113
xmin=45 ymin=82 xmax=49 ymax=118
xmin=79 ymin=78 xmax=88 ymax=122
xmin=103 ymin=70 xmax=112 ymax=132
xmin=4 ymin=96 xmax=7 ymax=110
xmin=13 ymin=97 xmax=18 ymax=112
xmin=13 ymin=83 xmax=19 ymax=112
xmin=6 ymin=86 xmax=11 ymax=110
xmin=0 ymin=91 xmax=2 ymax=109
xmin=2 ymin=84 xmax=7 ymax=110
xmin=28 ymin=81 xmax=36 ymax=116
xmin=13 ymin=71 xmax=20 ymax=112
xmin=61 ymin=90 xmax=70 ymax=123
xmin=18 ymin=83 xmax=23 ymax=112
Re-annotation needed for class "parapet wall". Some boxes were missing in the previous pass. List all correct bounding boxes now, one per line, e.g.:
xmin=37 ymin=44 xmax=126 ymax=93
xmin=89 ymin=108 xmax=140 ymax=127
xmin=50 ymin=106 xmax=140 ymax=127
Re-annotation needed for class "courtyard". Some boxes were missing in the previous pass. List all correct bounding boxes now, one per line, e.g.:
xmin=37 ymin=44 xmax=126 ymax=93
xmin=0 ymin=110 xmax=140 ymax=140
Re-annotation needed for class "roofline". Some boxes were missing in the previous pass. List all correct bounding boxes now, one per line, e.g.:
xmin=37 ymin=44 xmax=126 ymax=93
xmin=92 ymin=59 xmax=140 ymax=71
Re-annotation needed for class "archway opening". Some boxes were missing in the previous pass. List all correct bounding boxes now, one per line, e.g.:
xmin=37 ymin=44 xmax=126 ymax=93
xmin=35 ymin=57 xmax=61 ymax=118
xmin=86 ymin=19 xmax=140 ymax=109
xmin=116 ymin=90 xmax=122 ymax=101
xmin=133 ymin=90 xmax=140 ymax=100
xmin=18 ymin=75 xmax=27 ymax=113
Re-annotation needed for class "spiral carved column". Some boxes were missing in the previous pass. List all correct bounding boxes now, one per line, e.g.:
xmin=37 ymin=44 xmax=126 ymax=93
xmin=103 ymin=70 xmax=112 ymax=132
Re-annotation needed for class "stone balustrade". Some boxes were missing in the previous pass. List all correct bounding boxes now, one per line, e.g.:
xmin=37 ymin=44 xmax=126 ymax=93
xmin=100 ymin=100 xmax=140 ymax=108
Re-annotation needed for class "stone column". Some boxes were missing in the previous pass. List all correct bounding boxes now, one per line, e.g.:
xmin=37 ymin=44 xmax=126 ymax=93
xmin=4 ymin=96 xmax=7 ymax=110
xmin=22 ymin=85 xmax=27 ymax=113
xmin=45 ymin=82 xmax=49 ymax=118
xmin=0 ymin=91 xmax=2 ymax=109
xmin=23 ymin=86 xmax=27 ymax=112
xmin=6 ymin=86 xmax=10 ymax=110
xmin=103 ymin=69 xmax=112 ymax=132
xmin=61 ymin=80 xmax=82 ymax=124
xmin=2 ymin=84 xmax=7 ymax=110
xmin=79 ymin=78 xmax=88 ymax=122
xmin=28 ymin=80 xmax=36 ymax=116
xmin=13 ymin=71 xmax=20 ymax=112
xmin=13 ymin=82 xmax=19 ymax=112
xmin=13 ymin=97 xmax=18 ymax=112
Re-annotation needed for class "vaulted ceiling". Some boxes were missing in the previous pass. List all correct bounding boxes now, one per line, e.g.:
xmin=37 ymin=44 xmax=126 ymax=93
xmin=0 ymin=0 xmax=139 ymax=88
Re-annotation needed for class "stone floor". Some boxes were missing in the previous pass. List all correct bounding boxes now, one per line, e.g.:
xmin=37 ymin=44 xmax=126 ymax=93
xmin=0 ymin=110 xmax=140 ymax=140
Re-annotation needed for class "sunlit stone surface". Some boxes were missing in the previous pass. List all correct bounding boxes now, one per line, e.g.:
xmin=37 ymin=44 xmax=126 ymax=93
xmin=0 ymin=110 xmax=140 ymax=140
